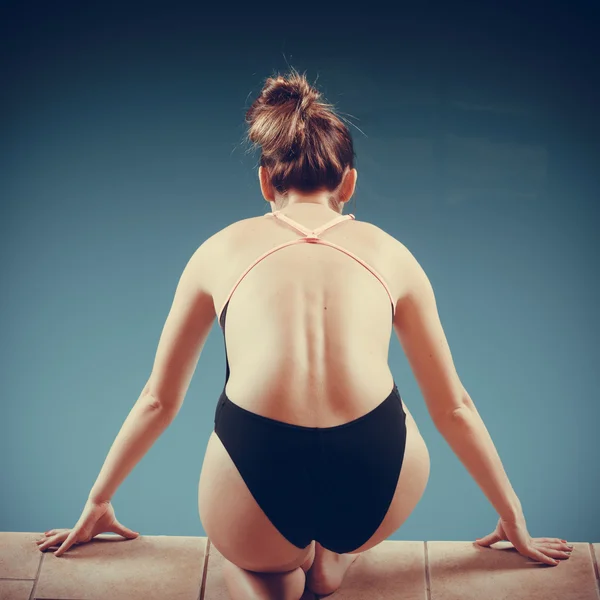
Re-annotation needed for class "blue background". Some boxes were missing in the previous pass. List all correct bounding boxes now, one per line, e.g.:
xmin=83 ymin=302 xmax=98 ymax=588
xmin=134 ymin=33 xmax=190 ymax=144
xmin=2 ymin=2 xmax=598 ymax=543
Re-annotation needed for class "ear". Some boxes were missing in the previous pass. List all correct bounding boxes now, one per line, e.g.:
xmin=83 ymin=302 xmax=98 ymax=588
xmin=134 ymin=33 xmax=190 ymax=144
xmin=259 ymin=166 xmax=275 ymax=202
xmin=339 ymin=168 xmax=357 ymax=203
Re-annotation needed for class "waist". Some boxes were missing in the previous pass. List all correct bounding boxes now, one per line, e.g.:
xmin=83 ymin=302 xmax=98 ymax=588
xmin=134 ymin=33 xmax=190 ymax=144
xmin=214 ymin=382 xmax=406 ymax=433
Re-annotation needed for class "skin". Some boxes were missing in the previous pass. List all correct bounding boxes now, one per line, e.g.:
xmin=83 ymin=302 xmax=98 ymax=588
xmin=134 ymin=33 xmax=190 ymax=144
xmin=35 ymin=166 xmax=573 ymax=600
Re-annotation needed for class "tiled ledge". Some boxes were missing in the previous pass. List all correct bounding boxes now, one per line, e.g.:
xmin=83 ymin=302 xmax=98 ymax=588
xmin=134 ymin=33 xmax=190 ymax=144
xmin=1 ymin=532 xmax=598 ymax=600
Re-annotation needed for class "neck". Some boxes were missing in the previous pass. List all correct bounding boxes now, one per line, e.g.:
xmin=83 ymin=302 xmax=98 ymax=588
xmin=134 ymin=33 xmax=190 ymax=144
xmin=271 ymin=198 xmax=345 ymax=215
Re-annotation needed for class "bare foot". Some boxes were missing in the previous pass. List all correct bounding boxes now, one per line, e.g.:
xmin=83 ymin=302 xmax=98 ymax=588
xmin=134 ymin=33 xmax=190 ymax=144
xmin=306 ymin=542 xmax=361 ymax=596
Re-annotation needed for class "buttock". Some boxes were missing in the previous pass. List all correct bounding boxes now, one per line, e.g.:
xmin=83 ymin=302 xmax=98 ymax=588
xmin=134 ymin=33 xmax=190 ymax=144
xmin=213 ymin=383 xmax=408 ymax=553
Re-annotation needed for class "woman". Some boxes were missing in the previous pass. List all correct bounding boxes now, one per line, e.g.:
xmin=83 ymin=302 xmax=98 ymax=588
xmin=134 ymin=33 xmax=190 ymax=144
xmin=37 ymin=69 xmax=572 ymax=600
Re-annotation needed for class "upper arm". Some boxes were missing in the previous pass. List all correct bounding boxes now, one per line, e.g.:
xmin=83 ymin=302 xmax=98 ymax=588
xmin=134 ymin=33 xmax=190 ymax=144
xmin=392 ymin=241 xmax=467 ymax=422
xmin=146 ymin=239 xmax=216 ymax=411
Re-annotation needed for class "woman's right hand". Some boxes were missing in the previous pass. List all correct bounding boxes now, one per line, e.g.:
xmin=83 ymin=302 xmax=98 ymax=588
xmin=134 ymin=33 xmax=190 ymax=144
xmin=475 ymin=515 xmax=573 ymax=566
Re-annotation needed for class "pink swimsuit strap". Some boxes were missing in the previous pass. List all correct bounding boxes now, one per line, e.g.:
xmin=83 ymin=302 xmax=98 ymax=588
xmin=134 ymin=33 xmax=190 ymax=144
xmin=217 ymin=211 xmax=396 ymax=323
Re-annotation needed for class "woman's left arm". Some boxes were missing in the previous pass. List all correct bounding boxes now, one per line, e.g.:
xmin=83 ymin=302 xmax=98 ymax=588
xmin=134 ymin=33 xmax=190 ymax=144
xmin=87 ymin=392 xmax=176 ymax=503
xmin=39 ymin=241 xmax=216 ymax=556
xmin=88 ymin=238 xmax=217 ymax=503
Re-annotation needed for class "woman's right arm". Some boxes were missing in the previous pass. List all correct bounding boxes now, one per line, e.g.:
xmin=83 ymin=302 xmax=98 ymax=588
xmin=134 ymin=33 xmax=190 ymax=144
xmin=391 ymin=240 xmax=523 ymax=520
xmin=390 ymin=239 xmax=571 ymax=565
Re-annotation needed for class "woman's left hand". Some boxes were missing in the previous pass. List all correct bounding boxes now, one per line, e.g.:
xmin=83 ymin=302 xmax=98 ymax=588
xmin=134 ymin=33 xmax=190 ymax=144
xmin=36 ymin=499 xmax=139 ymax=557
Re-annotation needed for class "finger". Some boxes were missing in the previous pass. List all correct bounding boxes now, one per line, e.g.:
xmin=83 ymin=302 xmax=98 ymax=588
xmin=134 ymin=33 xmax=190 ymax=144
xmin=54 ymin=531 xmax=78 ymax=557
xmin=536 ymin=546 xmax=572 ymax=560
xmin=533 ymin=537 xmax=568 ymax=545
xmin=533 ymin=540 xmax=573 ymax=552
xmin=38 ymin=532 xmax=67 ymax=552
xmin=523 ymin=546 xmax=559 ymax=566
xmin=44 ymin=528 xmax=67 ymax=538
xmin=111 ymin=519 xmax=139 ymax=539
xmin=38 ymin=532 xmax=67 ymax=551
xmin=475 ymin=531 xmax=502 ymax=546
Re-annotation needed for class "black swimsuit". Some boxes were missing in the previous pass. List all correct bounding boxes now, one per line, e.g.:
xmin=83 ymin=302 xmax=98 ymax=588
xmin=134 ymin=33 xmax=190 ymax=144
xmin=213 ymin=211 xmax=408 ymax=554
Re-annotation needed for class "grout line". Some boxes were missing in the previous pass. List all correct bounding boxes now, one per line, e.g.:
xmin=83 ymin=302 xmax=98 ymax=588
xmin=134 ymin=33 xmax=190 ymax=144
xmin=589 ymin=543 xmax=600 ymax=599
xmin=198 ymin=537 xmax=211 ymax=600
xmin=424 ymin=541 xmax=432 ymax=600
xmin=28 ymin=550 xmax=45 ymax=600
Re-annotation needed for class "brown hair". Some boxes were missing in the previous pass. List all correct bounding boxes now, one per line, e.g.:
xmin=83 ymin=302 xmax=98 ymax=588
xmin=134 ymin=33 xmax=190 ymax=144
xmin=245 ymin=67 xmax=355 ymax=206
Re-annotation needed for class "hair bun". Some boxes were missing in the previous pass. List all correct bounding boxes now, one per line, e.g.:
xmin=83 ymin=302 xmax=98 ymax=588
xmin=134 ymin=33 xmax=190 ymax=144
xmin=261 ymin=73 xmax=321 ymax=113
xmin=244 ymin=68 xmax=355 ymax=199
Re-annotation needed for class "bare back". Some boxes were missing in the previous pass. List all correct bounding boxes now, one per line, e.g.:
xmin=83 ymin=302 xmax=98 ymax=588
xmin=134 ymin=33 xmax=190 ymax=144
xmin=205 ymin=207 xmax=410 ymax=427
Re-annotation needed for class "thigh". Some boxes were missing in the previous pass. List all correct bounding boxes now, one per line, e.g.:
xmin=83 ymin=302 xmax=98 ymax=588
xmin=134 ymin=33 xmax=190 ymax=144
xmin=347 ymin=405 xmax=431 ymax=554
xmin=198 ymin=432 xmax=313 ymax=573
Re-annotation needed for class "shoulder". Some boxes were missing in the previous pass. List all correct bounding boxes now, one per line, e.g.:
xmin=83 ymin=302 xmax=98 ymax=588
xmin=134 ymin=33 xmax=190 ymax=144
xmin=190 ymin=216 xmax=260 ymax=279
xmin=358 ymin=219 xmax=406 ymax=259
xmin=213 ymin=215 xmax=264 ymax=240
xmin=367 ymin=221 xmax=414 ymax=261
xmin=197 ymin=216 xmax=258 ymax=253
xmin=362 ymin=221 xmax=423 ymax=303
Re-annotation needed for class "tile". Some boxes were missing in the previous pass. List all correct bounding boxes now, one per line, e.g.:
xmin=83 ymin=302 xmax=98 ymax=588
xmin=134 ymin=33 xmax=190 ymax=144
xmin=205 ymin=541 xmax=427 ymax=600
xmin=0 ymin=579 xmax=34 ymax=600
xmin=201 ymin=544 xmax=229 ymax=600
xmin=203 ymin=543 xmax=322 ymax=599
xmin=0 ymin=532 xmax=43 ymax=578
xmin=326 ymin=541 xmax=426 ymax=600
xmin=428 ymin=541 xmax=598 ymax=600
xmin=35 ymin=534 xmax=206 ymax=600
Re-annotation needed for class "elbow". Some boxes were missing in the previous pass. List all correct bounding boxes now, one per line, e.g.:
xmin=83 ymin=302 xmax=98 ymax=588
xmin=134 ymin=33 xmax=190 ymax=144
xmin=434 ymin=400 xmax=474 ymax=429
xmin=139 ymin=392 xmax=166 ymax=412
xmin=448 ymin=404 xmax=474 ymax=421
xmin=447 ymin=386 xmax=475 ymax=418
